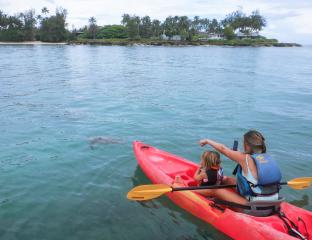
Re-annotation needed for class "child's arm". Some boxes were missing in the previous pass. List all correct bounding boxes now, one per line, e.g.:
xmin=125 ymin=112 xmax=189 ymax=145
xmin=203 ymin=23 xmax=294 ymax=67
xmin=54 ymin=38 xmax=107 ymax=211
xmin=193 ymin=166 xmax=207 ymax=181
xmin=199 ymin=139 xmax=245 ymax=165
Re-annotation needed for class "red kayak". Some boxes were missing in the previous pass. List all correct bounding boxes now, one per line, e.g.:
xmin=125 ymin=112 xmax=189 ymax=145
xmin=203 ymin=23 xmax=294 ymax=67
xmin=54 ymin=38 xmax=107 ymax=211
xmin=133 ymin=141 xmax=312 ymax=240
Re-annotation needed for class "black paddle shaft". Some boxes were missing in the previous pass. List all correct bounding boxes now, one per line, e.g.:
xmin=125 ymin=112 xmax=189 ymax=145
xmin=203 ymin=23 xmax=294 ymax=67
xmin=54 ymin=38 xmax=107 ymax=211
xmin=172 ymin=182 xmax=288 ymax=192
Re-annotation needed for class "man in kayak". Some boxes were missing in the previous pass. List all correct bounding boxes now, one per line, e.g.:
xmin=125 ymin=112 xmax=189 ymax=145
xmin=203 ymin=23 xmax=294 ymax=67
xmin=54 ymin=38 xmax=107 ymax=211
xmin=175 ymin=130 xmax=282 ymax=205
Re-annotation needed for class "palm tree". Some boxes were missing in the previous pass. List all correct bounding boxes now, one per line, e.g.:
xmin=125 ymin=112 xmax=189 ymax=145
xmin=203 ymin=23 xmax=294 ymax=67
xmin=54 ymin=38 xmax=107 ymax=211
xmin=41 ymin=7 xmax=49 ymax=16
xmin=121 ymin=14 xmax=130 ymax=25
xmin=134 ymin=16 xmax=140 ymax=36
xmin=151 ymin=19 xmax=161 ymax=37
xmin=89 ymin=16 xmax=97 ymax=39
xmin=178 ymin=16 xmax=190 ymax=40
xmin=193 ymin=16 xmax=201 ymax=33
xmin=201 ymin=18 xmax=210 ymax=33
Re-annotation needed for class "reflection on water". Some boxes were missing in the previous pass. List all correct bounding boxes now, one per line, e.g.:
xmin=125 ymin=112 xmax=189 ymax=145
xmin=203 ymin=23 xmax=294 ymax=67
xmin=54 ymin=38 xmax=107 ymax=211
xmin=289 ymin=195 xmax=309 ymax=208
xmin=131 ymin=165 xmax=150 ymax=187
xmin=130 ymin=166 xmax=161 ymax=209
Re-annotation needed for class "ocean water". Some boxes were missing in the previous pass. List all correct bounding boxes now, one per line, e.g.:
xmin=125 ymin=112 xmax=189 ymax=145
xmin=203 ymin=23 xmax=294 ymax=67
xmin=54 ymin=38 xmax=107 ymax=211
xmin=0 ymin=45 xmax=311 ymax=240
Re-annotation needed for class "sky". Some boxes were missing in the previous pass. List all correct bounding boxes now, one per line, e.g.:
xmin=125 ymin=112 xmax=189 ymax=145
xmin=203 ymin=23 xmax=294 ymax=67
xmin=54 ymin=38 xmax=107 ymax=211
xmin=1 ymin=0 xmax=312 ymax=44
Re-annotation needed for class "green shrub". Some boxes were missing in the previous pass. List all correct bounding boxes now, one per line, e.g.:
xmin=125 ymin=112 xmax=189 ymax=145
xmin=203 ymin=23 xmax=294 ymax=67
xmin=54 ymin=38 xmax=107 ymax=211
xmin=97 ymin=25 xmax=128 ymax=39
xmin=223 ymin=26 xmax=235 ymax=40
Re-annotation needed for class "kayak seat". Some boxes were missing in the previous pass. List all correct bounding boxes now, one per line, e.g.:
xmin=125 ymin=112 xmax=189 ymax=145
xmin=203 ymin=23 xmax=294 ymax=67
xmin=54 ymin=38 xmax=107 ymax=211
xmin=166 ymin=168 xmax=198 ymax=186
xmin=244 ymin=196 xmax=285 ymax=217
xmin=213 ymin=197 xmax=285 ymax=217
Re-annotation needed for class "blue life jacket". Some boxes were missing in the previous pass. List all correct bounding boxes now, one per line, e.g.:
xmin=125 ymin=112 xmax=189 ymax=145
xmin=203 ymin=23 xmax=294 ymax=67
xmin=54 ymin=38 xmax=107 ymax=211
xmin=235 ymin=153 xmax=282 ymax=197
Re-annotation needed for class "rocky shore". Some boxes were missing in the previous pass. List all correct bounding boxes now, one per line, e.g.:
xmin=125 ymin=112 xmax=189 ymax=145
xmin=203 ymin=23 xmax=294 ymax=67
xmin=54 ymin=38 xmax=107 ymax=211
xmin=69 ymin=39 xmax=302 ymax=47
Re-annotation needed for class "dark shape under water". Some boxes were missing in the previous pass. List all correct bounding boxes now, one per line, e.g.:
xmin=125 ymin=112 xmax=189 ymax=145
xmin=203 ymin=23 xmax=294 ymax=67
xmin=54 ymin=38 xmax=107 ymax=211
xmin=88 ymin=136 xmax=124 ymax=149
xmin=289 ymin=195 xmax=309 ymax=208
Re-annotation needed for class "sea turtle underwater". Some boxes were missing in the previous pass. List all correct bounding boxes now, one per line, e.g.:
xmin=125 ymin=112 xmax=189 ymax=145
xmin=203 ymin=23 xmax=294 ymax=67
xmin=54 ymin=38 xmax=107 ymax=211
xmin=88 ymin=136 xmax=124 ymax=149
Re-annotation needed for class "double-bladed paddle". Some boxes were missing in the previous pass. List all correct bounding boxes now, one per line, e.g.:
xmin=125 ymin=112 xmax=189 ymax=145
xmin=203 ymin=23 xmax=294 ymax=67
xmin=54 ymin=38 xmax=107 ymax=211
xmin=127 ymin=177 xmax=312 ymax=201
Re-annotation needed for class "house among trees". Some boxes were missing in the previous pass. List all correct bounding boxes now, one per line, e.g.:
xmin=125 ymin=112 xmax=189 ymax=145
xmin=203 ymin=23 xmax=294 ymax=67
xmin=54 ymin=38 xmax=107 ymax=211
xmin=236 ymin=31 xmax=260 ymax=39
xmin=207 ymin=33 xmax=224 ymax=40
xmin=160 ymin=33 xmax=182 ymax=41
xmin=160 ymin=33 xmax=169 ymax=40
xmin=75 ymin=31 xmax=84 ymax=36
xmin=198 ymin=32 xmax=224 ymax=41
xmin=171 ymin=35 xmax=182 ymax=41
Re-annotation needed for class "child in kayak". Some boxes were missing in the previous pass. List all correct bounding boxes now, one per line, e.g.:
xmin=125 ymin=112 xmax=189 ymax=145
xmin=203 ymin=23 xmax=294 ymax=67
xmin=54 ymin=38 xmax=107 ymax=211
xmin=173 ymin=150 xmax=226 ymax=187
xmin=194 ymin=150 xmax=224 ymax=186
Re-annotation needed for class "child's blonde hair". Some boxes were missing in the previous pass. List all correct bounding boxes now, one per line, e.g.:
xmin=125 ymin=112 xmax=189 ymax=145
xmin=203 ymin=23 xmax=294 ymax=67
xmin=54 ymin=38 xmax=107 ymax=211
xmin=201 ymin=151 xmax=221 ymax=169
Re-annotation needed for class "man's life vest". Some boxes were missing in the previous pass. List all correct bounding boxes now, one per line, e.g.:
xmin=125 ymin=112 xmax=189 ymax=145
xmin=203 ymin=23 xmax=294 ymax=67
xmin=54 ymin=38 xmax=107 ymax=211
xmin=236 ymin=153 xmax=282 ymax=197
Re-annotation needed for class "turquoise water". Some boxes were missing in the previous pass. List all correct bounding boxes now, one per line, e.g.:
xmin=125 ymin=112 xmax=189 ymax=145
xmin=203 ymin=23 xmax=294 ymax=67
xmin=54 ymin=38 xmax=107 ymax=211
xmin=0 ymin=45 xmax=311 ymax=240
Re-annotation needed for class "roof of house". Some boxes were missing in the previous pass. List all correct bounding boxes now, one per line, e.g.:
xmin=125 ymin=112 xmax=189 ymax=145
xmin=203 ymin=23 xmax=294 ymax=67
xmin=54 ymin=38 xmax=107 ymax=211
xmin=236 ymin=31 xmax=259 ymax=37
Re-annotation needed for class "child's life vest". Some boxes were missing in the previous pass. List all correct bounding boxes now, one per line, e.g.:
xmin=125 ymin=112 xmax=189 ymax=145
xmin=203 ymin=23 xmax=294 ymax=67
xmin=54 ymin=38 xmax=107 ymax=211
xmin=200 ymin=166 xmax=224 ymax=186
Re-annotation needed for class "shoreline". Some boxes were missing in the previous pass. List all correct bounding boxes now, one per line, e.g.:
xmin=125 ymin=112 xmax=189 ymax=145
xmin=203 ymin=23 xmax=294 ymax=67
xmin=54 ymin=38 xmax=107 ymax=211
xmin=0 ymin=41 xmax=67 ymax=45
xmin=69 ymin=39 xmax=302 ymax=47
xmin=0 ymin=40 xmax=302 ymax=47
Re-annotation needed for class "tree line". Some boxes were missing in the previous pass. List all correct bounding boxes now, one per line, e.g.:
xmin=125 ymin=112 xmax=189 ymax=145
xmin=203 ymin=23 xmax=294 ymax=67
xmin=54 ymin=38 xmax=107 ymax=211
xmin=0 ymin=7 xmax=70 ymax=42
xmin=80 ymin=10 xmax=266 ymax=40
xmin=0 ymin=7 xmax=266 ymax=42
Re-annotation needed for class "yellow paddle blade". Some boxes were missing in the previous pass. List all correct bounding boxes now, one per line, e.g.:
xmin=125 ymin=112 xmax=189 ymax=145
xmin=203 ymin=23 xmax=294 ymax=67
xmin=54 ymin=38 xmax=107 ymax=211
xmin=291 ymin=177 xmax=312 ymax=183
xmin=127 ymin=184 xmax=172 ymax=201
xmin=287 ymin=177 xmax=312 ymax=190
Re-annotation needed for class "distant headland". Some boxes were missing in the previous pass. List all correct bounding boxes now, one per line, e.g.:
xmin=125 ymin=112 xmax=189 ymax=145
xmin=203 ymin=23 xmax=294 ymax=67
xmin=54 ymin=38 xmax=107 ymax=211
xmin=0 ymin=7 xmax=301 ymax=47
